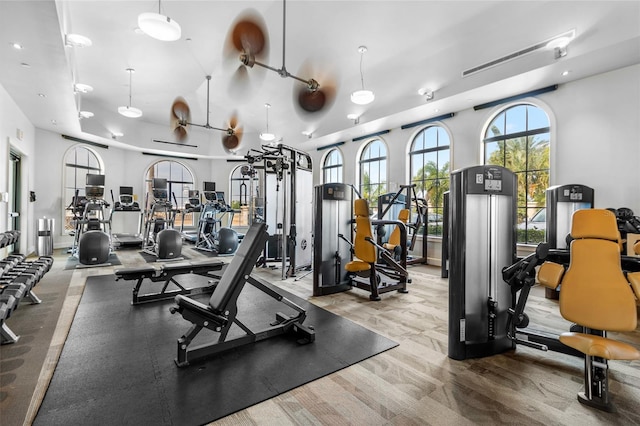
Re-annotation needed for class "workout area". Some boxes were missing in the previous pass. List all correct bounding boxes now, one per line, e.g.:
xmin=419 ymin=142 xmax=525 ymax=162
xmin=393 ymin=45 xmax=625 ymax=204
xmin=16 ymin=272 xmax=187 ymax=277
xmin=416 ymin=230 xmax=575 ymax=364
xmin=1 ymin=1 xmax=639 ymax=425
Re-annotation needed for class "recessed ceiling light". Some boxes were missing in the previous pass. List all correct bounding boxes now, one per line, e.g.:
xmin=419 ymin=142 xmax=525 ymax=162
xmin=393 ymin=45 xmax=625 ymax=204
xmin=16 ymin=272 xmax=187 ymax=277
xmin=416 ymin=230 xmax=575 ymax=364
xmin=20 ymin=62 xmax=30 ymax=68
xmin=79 ymin=111 xmax=94 ymax=119
xmin=111 ymin=132 xmax=124 ymax=138
xmin=74 ymin=83 xmax=94 ymax=93
xmin=561 ymin=70 xmax=571 ymax=76
xmin=37 ymin=93 xmax=46 ymax=98
xmin=51 ymin=120 xmax=57 ymax=125
xmin=434 ymin=108 xmax=440 ymax=113
xmin=11 ymin=42 xmax=23 ymax=50
xmin=65 ymin=33 xmax=92 ymax=48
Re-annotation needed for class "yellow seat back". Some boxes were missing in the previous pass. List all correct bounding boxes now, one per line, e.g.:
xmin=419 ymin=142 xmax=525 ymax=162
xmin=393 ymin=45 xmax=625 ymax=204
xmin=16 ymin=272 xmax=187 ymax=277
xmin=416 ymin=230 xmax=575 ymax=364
xmin=559 ymin=209 xmax=637 ymax=332
xmin=353 ymin=199 xmax=376 ymax=264
xmin=386 ymin=209 xmax=410 ymax=247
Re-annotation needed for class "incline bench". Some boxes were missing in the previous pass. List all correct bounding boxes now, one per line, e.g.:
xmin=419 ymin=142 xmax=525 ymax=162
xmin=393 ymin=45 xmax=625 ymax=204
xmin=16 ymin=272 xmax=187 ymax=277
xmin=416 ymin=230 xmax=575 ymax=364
xmin=170 ymin=222 xmax=315 ymax=367
xmin=115 ymin=259 xmax=225 ymax=305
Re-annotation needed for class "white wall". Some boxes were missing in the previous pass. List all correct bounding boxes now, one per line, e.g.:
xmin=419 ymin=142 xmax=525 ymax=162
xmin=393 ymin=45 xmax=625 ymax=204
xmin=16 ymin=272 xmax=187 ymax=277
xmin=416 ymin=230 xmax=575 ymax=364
xmin=0 ymin=83 xmax=36 ymax=255
xmin=32 ymin=128 xmax=239 ymax=249
xmin=309 ymin=64 xmax=640 ymax=214
xmin=4 ymin=63 xmax=639 ymax=255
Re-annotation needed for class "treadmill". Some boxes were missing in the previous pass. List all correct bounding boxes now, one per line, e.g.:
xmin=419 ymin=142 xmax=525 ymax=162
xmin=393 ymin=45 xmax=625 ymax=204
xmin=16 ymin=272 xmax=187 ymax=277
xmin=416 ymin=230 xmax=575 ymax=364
xmin=111 ymin=186 xmax=144 ymax=248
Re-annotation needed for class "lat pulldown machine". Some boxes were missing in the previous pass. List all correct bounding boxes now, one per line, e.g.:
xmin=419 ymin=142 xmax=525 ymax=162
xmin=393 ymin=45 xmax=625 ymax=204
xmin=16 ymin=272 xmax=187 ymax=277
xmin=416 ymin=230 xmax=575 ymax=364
xmin=242 ymin=144 xmax=313 ymax=279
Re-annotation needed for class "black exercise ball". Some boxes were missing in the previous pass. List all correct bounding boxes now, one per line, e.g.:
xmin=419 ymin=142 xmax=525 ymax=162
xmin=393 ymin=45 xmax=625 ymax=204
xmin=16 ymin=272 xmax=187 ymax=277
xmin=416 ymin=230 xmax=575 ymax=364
xmin=218 ymin=228 xmax=239 ymax=255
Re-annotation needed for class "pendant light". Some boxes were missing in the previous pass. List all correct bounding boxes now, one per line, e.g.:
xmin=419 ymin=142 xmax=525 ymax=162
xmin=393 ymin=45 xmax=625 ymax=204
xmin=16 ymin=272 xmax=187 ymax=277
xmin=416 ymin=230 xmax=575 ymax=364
xmin=138 ymin=0 xmax=181 ymax=42
xmin=259 ymin=103 xmax=276 ymax=142
xmin=351 ymin=46 xmax=375 ymax=105
xmin=118 ymin=68 xmax=142 ymax=118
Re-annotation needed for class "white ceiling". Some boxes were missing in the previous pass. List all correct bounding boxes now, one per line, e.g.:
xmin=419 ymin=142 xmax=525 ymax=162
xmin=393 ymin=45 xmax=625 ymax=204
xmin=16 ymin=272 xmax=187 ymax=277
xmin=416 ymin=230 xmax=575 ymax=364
xmin=1 ymin=1 xmax=639 ymax=159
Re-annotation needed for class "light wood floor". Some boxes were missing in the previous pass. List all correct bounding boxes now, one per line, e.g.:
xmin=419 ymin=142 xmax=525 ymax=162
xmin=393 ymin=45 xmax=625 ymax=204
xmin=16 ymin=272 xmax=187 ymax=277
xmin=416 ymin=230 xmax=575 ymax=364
xmin=12 ymin=246 xmax=640 ymax=425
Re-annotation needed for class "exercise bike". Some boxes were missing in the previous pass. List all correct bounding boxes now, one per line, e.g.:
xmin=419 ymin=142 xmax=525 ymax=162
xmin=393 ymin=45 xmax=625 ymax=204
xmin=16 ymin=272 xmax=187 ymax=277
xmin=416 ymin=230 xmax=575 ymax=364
xmin=194 ymin=189 xmax=238 ymax=255
xmin=69 ymin=174 xmax=112 ymax=266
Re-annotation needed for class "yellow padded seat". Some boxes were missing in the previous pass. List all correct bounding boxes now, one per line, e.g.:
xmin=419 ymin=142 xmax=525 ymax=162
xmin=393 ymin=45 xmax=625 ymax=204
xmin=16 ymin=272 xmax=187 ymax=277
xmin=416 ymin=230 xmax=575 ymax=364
xmin=627 ymin=271 xmax=640 ymax=301
xmin=559 ymin=238 xmax=638 ymax=332
xmin=559 ymin=332 xmax=640 ymax=360
xmin=344 ymin=260 xmax=371 ymax=273
xmin=549 ymin=208 xmax=640 ymax=411
xmin=383 ymin=209 xmax=410 ymax=252
xmin=346 ymin=199 xmax=376 ymax=271
xmin=537 ymin=261 xmax=564 ymax=290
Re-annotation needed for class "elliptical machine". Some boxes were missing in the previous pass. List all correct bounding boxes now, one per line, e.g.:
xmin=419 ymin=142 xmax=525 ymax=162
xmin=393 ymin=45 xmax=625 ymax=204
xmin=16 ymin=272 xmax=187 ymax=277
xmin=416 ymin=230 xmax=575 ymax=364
xmin=142 ymin=178 xmax=183 ymax=260
xmin=70 ymin=174 xmax=112 ymax=265
xmin=194 ymin=181 xmax=239 ymax=255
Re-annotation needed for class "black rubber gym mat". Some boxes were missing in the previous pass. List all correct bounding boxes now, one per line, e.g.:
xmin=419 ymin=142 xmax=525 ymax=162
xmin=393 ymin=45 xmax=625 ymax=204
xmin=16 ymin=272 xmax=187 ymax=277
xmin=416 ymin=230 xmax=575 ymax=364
xmin=63 ymin=253 xmax=121 ymax=270
xmin=34 ymin=274 xmax=397 ymax=425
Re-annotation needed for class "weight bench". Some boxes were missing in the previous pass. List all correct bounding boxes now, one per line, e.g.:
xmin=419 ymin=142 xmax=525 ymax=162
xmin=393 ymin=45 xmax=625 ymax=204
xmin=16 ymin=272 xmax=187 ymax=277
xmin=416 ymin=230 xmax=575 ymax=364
xmin=115 ymin=260 xmax=225 ymax=305
xmin=170 ymin=222 xmax=315 ymax=367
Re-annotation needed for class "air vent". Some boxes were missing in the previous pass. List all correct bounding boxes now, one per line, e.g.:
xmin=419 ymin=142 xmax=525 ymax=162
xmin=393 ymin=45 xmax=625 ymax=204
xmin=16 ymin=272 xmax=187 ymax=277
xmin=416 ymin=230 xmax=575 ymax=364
xmin=462 ymin=29 xmax=575 ymax=78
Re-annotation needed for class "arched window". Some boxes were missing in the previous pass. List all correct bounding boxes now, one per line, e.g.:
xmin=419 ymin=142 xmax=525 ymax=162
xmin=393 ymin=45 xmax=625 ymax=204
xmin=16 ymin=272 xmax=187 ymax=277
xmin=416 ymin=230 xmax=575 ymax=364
xmin=359 ymin=139 xmax=387 ymax=215
xmin=144 ymin=160 xmax=194 ymax=225
xmin=409 ymin=125 xmax=450 ymax=237
xmin=483 ymin=103 xmax=550 ymax=244
xmin=63 ymin=145 xmax=104 ymax=233
xmin=229 ymin=165 xmax=260 ymax=227
xmin=322 ymin=148 xmax=343 ymax=183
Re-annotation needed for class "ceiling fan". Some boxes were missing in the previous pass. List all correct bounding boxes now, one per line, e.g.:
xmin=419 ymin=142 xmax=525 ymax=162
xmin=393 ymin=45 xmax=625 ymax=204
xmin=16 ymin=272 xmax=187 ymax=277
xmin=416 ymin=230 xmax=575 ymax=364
xmin=170 ymin=75 xmax=243 ymax=153
xmin=226 ymin=0 xmax=337 ymax=114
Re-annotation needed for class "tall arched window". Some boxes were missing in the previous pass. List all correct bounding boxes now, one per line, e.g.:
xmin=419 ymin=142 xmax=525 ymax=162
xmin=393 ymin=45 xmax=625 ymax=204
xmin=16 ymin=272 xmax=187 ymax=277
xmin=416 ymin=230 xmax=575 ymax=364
xmin=229 ymin=165 xmax=260 ymax=227
xmin=359 ymin=139 xmax=387 ymax=215
xmin=63 ymin=145 xmax=104 ymax=233
xmin=409 ymin=125 xmax=450 ymax=237
xmin=483 ymin=103 xmax=550 ymax=244
xmin=144 ymin=160 xmax=194 ymax=225
xmin=322 ymin=148 xmax=343 ymax=183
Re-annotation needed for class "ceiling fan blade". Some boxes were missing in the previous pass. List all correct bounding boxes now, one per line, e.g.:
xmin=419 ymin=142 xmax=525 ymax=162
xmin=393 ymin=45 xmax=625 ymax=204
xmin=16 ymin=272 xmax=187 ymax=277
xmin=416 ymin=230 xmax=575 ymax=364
xmin=222 ymin=132 xmax=241 ymax=153
xmin=228 ymin=11 xmax=268 ymax=58
xmin=222 ymin=113 xmax=243 ymax=153
xmin=173 ymin=126 xmax=188 ymax=142
xmin=170 ymin=97 xmax=191 ymax=141
xmin=224 ymin=11 xmax=269 ymax=101
xmin=294 ymin=60 xmax=338 ymax=116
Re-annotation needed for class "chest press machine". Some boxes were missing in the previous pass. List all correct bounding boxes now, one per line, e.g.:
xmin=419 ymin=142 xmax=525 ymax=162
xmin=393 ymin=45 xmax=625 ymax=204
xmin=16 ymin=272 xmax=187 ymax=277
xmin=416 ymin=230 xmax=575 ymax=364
xmin=170 ymin=222 xmax=315 ymax=367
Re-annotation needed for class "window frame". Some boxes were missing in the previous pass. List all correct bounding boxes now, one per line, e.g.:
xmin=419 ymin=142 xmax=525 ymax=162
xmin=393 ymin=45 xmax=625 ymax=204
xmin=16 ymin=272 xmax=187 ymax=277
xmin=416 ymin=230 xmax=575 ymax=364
xmin=144 ymin=160 xmax=195 ymax=226
xmin=322 ymin=148 xmax=344 ymax=184
xmin=358 ymin=139 xmax=388 ymax=216
xmin=482 ymin=102 xmax=551 ymax=245
xmin=62 ymin=145 xmax=105 ymax=234
xmin=408 ymin=125 xmax=451 ymax=238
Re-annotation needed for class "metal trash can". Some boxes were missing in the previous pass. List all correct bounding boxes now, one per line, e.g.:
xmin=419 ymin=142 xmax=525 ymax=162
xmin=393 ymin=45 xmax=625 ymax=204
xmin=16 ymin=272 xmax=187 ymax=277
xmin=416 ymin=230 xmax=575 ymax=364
xmin=37 ymin=217 xmax=54 ymax=256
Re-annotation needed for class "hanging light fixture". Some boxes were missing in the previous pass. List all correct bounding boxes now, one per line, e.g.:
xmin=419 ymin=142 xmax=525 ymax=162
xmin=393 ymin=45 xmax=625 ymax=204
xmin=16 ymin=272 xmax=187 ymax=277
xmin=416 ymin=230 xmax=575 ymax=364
xmin=259 ymin=103 xmax=276 ymax=142
xmin=351 ymin=46 xmax=375 ymax=105
xmin=138 ymin=0 xmax=181 ymax=42
xmin=118 ymin=68 xmax=143 ymax=118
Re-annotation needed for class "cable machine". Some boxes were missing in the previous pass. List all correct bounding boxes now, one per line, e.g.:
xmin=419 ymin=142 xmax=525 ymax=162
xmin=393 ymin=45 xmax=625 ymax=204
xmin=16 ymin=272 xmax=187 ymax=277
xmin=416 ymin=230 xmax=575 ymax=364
xmin=243 ymin=144 xmax=313 ymax=279
xmin=448 ymin=165 xmax=517 ymax=360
